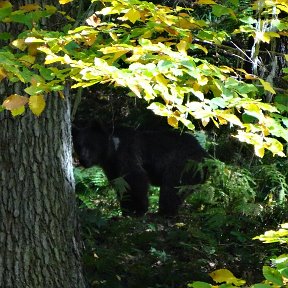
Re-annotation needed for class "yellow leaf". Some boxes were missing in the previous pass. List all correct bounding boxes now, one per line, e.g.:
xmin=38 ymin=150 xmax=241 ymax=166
xmin=243 ymin=103 xmax=261 ymax=114
xmin=139 ymin=81 xmax=156 ymax=100
xmin=0 ymin=67 xmax=7 ymax=81
xmin=58 ymin=91 xmax=65 ymax=99
xmin=109 ymin=32 xmax=118 ymax=41
xmin=29 ymin=94 xmax=46 ymax=116
xmin=192 ymin=44 xmax=208 ymax=54
xmin=165 ymin=27 xmax=178 ymax=36
xmin=19 ymin=55 xmax=36 ymax=66
xmin=191 ymin=88 xmax=204 ymax=101
xmin=211 ymin=117 xmax=219 ymax=128
xmin=259 ymin=79 xmax=276 ymax=94
xmin=265 ymin=138 xmax=284 ymax=156
xmin=3 ymin=94 xmax=29 ymax=110
xmin=218 ymin=113 xmax=243 ymax=127
xmin=196 ymin=0 xmax=217 ymax=4
xmin=155 ymin=74 xmax=169 ymax=87
xmin=209 ymin=269 xmax=246 ymax=286
xmin=142 ymin=30 xmax=153 ymax=38
xmin=218 ymin=116 xmax=228 ymax=125
xmin=28 ymin=43 xmax=42 ymax=56
xmin=255 ymin=145 xmax=265 ymax=158
xmin=45 ymin=5 xmax=57 ymax=14
xmin=219 ymin=66 xmax=235 ymax=73
xmin=178 ymin=18 xmax=198 ymax=29
xmin=20 ymin=4 xmax=41 ymax=11
xmin=0 ymin=1 xmax=12 ymax=10
xmin=84 ymin=34 xmax=96 ymax=46
xmin=197 ymin=75 xmax=208 ymax=86
xmin=168 ymin=116 xmax=178 ymax=128
xmin=177 ymin=40 xmax=188 ymax=55
xmin=11 ymin=106 xmax=25 ymax=116
xmin=122 ymin=8 xmax=141 ymax=24
xmin=127 ymin=84 xmax=141 ymax=98
xmin=202 ymin=117 xmax=210 ymax=127
xmin=245 ymin=74 xmax=258 ymax=80
xmin=255 ymin=31 xmax=271 ymax=43
xmin=11 ymin=39 xmax=27 ymax=51
xmin=59 ymin=0 xmax=73 ymax=4
xmin=45 ymin=54 xmax=64 ymax=65
xmin=111 ymin=51 xmax=129 ymax=63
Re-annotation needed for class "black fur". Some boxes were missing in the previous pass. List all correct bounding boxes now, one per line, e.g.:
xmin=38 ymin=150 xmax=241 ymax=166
xmin=72 ymin=122 xmax=209 ymax=216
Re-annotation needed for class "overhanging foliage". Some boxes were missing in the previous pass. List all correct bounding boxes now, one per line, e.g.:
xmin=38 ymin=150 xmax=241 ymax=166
xmin=0 ymin=0 xmax=288 ymax=156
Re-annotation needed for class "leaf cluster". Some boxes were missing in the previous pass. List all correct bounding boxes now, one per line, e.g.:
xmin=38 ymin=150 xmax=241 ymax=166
xmin=0 ymin=0 xmax=288 ymax=156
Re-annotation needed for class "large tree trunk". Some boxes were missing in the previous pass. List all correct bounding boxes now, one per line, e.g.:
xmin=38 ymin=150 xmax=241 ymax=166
xmin=0 ymin=1 xmax=86 ymax=287
xmin=0 ymin=92 xmax=86 ymax=288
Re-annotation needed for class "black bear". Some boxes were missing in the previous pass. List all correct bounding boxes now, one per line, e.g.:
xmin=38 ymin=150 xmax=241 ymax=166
xmin=72 ymin=122 xmax=209 ymax=216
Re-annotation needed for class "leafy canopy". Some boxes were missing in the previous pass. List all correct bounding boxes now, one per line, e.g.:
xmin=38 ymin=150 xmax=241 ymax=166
xmin=0 ymin=0 xmax=288 ymax=157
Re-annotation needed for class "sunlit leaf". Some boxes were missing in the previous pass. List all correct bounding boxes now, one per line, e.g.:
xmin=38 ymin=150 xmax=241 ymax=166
xmin=168 ymin=116 xmax=178 ymax=128
xmin=11 ymin=106 xmax=25 ymax=116
xmin=255 ymin=145 xmax=265 ymax=158
xmin=2 ymin=94 xmax=29 ymax=110
xmin=196 ymin=0 xmax=216 ymax=4
xmin=28 ymin=94 xmax=46 ymax=116
xmin=263 ymin=266 xmax=283 ymax=286
xmin=188 ymin=281 xmax=212 ymax=288
xmin=120 ymin=8 xmax=141 ymax=24
xmin=259 ymin=79 xmax=276 ymax=94
xmin=11 ymin=39 xmax=27 ymax=51
xmin=59 ymin=0 xmax=73 ymax=4
xmin=0 ymin=67 xmax=7 ymax=81
xmin=255 ymin=32 xmax=272 ymax=44
xmin=19 ymin=55 xmax=36 ymax=66
xmin=209 ymin=268 xmax=246 ymax=286
xmin=217 ymin=112 xmax=243 ymax=127
xmin=86 ymin=14 xmax=101 ymax=27
xmin=177 ymin=40 xmax=188 ymax=55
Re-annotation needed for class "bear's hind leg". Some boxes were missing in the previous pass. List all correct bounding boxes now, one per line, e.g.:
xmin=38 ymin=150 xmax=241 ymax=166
xmin=120 ymin=169 xmax=150 ymax=216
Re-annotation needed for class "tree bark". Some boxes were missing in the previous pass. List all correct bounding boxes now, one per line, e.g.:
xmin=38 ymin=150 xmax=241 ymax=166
xmin=0 ymin=92 xmax=86 ymax=288
xmin=0 ymin=1 xmax=86 ymax=286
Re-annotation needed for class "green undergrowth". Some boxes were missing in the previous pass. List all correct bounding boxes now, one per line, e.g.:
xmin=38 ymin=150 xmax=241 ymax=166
xmin=74 ymin=160 xmax=288 ymax=288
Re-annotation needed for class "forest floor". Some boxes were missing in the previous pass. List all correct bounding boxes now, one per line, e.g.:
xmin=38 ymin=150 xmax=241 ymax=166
xmin=75 ymin=166 xmax=288 ymax=288
xmin=80 ymin=205 xmax=287 ymax=288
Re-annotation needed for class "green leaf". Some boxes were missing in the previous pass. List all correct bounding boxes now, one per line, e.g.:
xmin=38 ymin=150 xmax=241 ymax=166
xmin=39 ymin=67 xmax=55 ymax=81
xmin=227 ymin=0 xmax=239 ymax=6
xmin=240 ymin=16 xmax=257 ymax=25
xmin=0 ymin=1 xmax=12 ymax=21
xmin=251 ymin=284 xmax=272 ymax=288
xmin=0 ymin=32 xmax=11 ymax=40
xmin=242 ymin=113 xmax=258 ymax=124
xmin=212 ymin=5 xmax=231 ymax=17
xmin=279 ymin=267 xmax=288 ymax=278
xmin=262 ymin=266 xmax=283 ymax=286
xmin=275 ymin=94 xmax=288 ymax=106
xmin=189 ymin=281 xmax=212 ymax=288
xmin=25 ymin=85 xmax=45 ymax=95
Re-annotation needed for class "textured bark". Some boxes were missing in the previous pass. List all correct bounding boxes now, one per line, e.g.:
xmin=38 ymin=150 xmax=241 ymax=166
xmin=0 ymin=0 xmax=85 ymax=288
xmin=0 ymin=1 xmax=86 ymax=286
xmin=0 ymin=93 xmax=86 ymax=287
